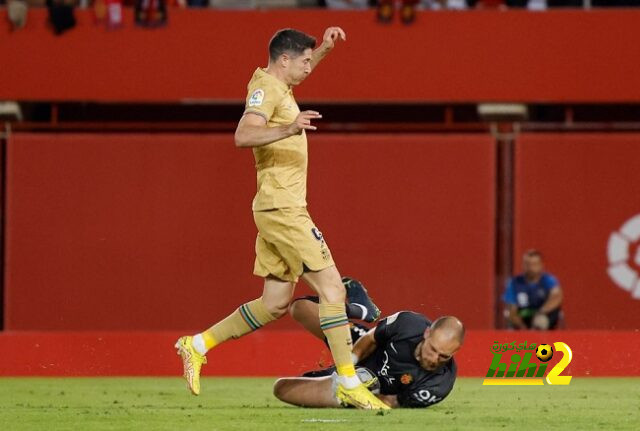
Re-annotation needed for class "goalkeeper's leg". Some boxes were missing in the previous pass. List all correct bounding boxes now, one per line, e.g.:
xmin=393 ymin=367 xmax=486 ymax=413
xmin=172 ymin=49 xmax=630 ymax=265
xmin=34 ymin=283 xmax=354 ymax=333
xmin=274 ymin=368 xmax=382 ymax=408
xmin=273 ymin=376 xmax=341 ymax=408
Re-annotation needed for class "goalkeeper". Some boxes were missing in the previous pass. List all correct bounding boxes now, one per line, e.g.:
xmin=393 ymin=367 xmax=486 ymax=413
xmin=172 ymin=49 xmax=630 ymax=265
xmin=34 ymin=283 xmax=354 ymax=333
xmin=274 ymin=278 xmax=464 ymax=408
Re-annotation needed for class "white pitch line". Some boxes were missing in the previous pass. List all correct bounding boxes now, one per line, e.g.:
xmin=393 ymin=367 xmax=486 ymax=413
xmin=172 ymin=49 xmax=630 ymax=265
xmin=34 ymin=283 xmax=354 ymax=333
xmin=301 ymin=419 xmax=348 ymax=423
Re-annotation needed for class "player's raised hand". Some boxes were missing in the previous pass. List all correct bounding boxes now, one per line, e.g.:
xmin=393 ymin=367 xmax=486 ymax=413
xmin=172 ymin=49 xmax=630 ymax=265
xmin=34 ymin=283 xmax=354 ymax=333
xmin=289 ymin=110 xmax=322 ymax=135
xmin=322 ymin=26 xmax=346 ymax=50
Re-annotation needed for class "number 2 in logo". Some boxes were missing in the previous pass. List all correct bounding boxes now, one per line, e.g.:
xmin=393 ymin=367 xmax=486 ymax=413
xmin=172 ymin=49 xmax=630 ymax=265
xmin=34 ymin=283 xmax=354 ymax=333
xmin=545 ymin=342 xmax=573 ymax=385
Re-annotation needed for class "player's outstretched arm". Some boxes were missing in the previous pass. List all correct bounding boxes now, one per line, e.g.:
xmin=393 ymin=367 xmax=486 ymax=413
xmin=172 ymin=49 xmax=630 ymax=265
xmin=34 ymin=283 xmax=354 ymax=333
xmin=310 ymin=26 xmax=346 ymax=71
xmin=235 ymin=111 xmax=322 ymax=148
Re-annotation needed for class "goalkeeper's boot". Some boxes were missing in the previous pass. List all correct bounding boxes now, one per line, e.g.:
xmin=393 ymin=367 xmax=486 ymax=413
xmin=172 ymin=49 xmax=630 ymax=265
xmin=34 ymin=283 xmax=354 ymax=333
xmin=175 ymin=336 xmax=207 ymax=395
xmin=342 ymin=277 xmax=381 ymax=323
xmin=336 ymin=382 xmax=391 ymax=410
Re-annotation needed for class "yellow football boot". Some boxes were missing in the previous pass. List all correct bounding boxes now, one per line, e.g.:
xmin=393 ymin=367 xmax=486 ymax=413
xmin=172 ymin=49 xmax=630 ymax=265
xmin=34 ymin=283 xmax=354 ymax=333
xmin=336 ymin=383 xmax=391 ymax=410
xmin=175 ymin=336 xmax=207 ymax=395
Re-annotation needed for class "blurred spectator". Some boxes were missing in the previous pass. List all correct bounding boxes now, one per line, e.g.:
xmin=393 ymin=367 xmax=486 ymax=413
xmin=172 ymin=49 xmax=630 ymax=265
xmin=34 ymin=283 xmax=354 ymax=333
xmin=134 ymin=0 xmax=167 ymax=27
xmin=504 ymin=0 xmax=545 ymax=9
xmin=501 ymin=0 xmax=640 ymax=7
xmin=47 ymin=0 xmax=77 ymax=35
xmin=325 ymin=0 xmax=369 ymax=8
xmin=592 ymin=0 xmax=640 ymax=5
xmin=209 ymin=0 xmax=254 ymax=7
xmin=7 ymin=0 xmax=28 ymax=30
xmin=210 ymin=0 xmax=298 ymax=7
xmin=503 ymin=249 xmax=563 ymax=330
xmin=472 ymin=0 xmax=504 ymax=7
xmin=420 ymin=0 xmax=468 ymax=9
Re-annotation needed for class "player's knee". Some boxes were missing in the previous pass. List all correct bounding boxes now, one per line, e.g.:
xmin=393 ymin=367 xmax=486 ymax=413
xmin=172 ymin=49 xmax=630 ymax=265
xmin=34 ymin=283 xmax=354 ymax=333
xmin=260 ymin=295 xmax=290 ymax=319
xmin=288 ymin=298 xmax=312 ymax=322
xmin=288 ymin=299 xmax=302 ymax=320
xmin=318 ymin=280 xmax=345 ymax=304
xmin=272 ymin=378 xmax=287 ymax=400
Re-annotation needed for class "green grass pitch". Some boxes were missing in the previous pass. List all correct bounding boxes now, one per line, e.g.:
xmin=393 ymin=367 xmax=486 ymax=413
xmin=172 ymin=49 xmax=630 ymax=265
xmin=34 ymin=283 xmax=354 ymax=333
xmin=1 ymin=377 xmax=638 ymax=430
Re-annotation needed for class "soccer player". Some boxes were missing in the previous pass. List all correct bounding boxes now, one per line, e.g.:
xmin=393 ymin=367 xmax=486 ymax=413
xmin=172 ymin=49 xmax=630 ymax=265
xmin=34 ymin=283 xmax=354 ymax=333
xmin=175 ymin=27 xmax=390 ymax=409
xmin=274 ymin=301 xmax=464 ymax=409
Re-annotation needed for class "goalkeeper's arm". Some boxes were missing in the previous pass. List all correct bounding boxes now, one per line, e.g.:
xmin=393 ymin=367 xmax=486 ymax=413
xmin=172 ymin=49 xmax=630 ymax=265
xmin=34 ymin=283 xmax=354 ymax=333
xmin=351 ymin=328 xmax=377 ymax=364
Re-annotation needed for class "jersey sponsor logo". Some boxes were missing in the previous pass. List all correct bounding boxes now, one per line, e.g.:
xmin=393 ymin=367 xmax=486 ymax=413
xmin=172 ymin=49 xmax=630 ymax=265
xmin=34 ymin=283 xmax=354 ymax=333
xmin=607 ymin=213 xmax=640 ymax=299
xmin=248 ymin=89 xmax=265 ymax=107
xmin=400 ymin=373 xmax=413 ymax=385
xmin=413 ymin=389 xmax=441 ymax=405
xmin=379 ymin=351 xmax=396 ymax=385
xmin=516 ymin=292 xmax=529 ymax=307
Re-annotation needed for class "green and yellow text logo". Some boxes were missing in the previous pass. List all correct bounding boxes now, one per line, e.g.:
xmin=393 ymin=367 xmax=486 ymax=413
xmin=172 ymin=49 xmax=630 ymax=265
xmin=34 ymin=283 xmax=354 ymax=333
xmin=483 ymin=341 xmax=573 ymax=386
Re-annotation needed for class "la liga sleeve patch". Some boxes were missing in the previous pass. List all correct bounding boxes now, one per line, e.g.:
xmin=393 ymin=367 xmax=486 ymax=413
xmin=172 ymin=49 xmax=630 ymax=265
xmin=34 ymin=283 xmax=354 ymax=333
xmin=248 ymin=89 xmax=265 ymax=107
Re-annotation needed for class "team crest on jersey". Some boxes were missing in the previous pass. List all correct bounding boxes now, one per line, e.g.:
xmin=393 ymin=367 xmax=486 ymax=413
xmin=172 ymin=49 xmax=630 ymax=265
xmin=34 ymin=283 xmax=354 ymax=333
xmin=401 ymin=373 xmax=413 ymax=385
xmin=248 ymin=89 xmax=265 ymax=107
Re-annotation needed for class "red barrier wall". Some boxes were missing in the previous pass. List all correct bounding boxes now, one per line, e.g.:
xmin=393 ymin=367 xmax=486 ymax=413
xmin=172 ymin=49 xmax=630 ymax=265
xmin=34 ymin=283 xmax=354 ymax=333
xmin=514 ymin=133 xmax=640 ymax=330
xmin=5 ymin=133 xmax=495 ymax=330
xmin=2 ymin=10 xmax=640 ymax=102
xmin=1 ymin=330 xmax=637 ymax=377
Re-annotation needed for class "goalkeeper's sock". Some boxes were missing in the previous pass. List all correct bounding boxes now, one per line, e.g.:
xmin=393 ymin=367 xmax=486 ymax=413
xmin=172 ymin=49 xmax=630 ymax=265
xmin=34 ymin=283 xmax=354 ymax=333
xmin=319 ymin=303 xmax=361 ymax=389
xmin=198 ymin=297 xmax=277 ymax=354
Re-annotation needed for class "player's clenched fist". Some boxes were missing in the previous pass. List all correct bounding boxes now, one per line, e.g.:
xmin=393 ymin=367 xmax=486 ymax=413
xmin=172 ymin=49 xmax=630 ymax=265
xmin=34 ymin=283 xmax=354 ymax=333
xmin=288 ymin=110 xmax=322 ymax=135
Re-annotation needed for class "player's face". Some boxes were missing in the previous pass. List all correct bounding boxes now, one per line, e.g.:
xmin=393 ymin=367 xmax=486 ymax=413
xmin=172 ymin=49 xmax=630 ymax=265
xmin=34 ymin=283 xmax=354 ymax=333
xmin=419 ymin=330 xmax=459 ymax=371
xmin=285 ymin=49 xmax=313 ymax=85
xmin=523 ymin=255 xmax=544 ymax=280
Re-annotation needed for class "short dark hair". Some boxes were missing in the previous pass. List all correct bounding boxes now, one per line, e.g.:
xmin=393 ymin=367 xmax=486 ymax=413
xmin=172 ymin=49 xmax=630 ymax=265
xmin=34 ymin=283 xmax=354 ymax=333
xmin=523 ymin=249 xmax=543 ymax=260
xmin=269 ymin=29 xmax=316 ymax=62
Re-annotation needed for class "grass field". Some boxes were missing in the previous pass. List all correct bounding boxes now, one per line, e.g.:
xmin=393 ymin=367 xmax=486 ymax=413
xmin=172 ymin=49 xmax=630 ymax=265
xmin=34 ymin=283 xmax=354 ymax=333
xmin=1 ymin=377 xmax=638 ymax=430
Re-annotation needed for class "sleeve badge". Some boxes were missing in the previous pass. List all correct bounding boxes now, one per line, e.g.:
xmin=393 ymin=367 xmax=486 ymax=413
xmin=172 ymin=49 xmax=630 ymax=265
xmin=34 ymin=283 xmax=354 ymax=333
xmin=248 ymin=89 xmax=265 ymax=107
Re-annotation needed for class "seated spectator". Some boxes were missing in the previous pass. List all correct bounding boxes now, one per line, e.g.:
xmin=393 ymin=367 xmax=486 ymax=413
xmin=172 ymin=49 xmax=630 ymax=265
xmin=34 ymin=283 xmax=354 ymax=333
xmin=8 ymin=0 xmax=28 ymax=30
xmin=471 ymin=0 xmax=505 ymax=7
xmin=506 ymin=0 xmax=543 ymax=8
xmin=325 ymin=0 xmax=370 ymax=8
xmin=421 ymin=0 xmax=469 ymax=9
xmin=592 ymin=0 xmax=640 ymax=6
xmin=503 ymin=249 xmax=563 ymax=330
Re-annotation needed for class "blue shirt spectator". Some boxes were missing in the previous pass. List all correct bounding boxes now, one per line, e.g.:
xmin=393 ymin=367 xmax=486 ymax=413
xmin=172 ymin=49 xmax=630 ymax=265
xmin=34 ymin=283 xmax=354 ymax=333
xmin=503 ymin=250 xmax=563 ymax=330
xmin=503 ymin=273 xmax=559 ymax=311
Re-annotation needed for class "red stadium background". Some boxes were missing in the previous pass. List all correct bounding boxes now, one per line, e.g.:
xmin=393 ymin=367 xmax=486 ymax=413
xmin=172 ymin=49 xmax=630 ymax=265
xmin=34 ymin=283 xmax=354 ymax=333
xmin=1 ymin=9 xmax=639 ymax=377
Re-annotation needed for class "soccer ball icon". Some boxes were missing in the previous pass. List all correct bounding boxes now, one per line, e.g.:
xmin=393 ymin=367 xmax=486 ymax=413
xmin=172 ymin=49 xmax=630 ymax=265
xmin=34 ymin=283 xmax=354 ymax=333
xmin=536 ymin=344 xmax=554 ymax=362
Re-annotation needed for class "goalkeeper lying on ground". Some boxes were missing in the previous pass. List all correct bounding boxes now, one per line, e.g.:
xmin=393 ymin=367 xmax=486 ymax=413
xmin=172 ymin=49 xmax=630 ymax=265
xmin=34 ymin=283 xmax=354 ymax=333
xmin=274 ymin=278 xmax=464 ymax=409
